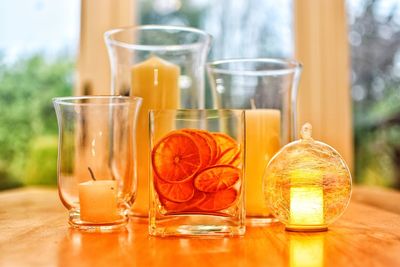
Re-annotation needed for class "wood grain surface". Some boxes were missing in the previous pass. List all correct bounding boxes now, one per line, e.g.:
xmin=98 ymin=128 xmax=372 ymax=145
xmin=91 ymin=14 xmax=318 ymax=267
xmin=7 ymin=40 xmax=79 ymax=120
xmin=1 ymin=187 xmax=400 ymax=267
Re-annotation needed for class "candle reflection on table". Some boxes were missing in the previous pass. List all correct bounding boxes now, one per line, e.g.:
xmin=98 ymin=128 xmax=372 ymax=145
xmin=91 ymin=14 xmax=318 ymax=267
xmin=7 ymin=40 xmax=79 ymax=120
xmin=289 ymin=233 xmax=325 ymax=267
xmin=58 ymin=229 xmax=132 ymax=266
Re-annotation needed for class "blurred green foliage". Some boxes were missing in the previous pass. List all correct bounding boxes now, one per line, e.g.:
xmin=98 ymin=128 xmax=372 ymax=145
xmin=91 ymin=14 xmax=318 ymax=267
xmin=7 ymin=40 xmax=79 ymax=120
xmin=24 ymin=136 xmax=59 ymax=185
xmin=0 ymin=54 xmax=73 ymax=189
xmin=350 ymin=0 xmax=400 ymax=189
xmin=354 ymin=86 xmax=400 ymax=188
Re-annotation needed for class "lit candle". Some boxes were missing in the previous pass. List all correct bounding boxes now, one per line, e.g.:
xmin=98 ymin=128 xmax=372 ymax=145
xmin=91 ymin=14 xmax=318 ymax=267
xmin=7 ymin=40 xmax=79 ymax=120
xmin=245 ymin=109 xmax=280 ymax=217
xmin=79 ymin=180 xmax=118 ymax=223
xmin=131 ymin=56 xmax=180 ymax=215
xmin=289 ymin=186 xmax=324 ymax=227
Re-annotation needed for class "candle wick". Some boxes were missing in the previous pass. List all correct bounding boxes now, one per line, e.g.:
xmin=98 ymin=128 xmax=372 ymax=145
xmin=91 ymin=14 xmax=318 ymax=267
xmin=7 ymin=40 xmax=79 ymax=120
xmin=250 ymin=98 xmax=256 ymax=109
xmin=88 ymin=167 xmax=97 ymax=181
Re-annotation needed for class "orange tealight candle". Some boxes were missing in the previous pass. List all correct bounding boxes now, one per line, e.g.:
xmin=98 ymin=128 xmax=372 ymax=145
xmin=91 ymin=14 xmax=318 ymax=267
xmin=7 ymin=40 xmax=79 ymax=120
xmin=79 ymin=180 xmax=118 ymax=223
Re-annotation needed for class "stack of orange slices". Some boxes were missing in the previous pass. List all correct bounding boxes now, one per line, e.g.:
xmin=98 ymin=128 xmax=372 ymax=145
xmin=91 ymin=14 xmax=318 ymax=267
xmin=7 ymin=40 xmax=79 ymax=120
xmin=151 ymin=128 xmax=242 ymax=213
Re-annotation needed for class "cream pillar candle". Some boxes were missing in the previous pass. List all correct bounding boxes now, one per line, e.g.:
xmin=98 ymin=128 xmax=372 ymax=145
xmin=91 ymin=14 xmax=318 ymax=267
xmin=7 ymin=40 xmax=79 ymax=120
xmin=130 ymin=56 xmax=180 ymax=216
xmin=245 ymin=109 xmax=281 ymax=217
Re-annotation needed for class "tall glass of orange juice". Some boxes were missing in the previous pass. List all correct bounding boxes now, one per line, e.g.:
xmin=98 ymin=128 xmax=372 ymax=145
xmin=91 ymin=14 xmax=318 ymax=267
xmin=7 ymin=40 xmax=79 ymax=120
xmin=208 ymin=58 xmax=302 ymax=224
xmin=105 ymin=26 xmax=211 ymax=217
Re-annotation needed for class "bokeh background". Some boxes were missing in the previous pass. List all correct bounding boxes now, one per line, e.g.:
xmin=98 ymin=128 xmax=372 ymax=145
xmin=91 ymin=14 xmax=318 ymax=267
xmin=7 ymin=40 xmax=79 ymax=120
xmin=0 ymin=0 xmax=399 ymax=190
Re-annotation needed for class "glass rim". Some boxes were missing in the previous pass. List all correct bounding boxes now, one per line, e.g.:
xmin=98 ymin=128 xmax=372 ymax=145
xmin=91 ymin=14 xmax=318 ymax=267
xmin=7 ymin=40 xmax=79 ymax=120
xmin=207 ymin=58 xmax=302 ymax=76
xmin=104 ymin=24 xmax=212 ymax=51
xmin=149 ymin=109 xmax=245 ymax=120
xmin=52 ymin=95 xmax=143 ymax=106
xmin=149 ymin=108 xmax=245 ymax=112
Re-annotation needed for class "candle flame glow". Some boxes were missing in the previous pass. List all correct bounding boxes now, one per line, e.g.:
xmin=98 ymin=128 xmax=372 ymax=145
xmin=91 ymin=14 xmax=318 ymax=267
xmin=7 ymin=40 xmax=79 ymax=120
xmin=289 ymin=186 xmax=324 ymax=227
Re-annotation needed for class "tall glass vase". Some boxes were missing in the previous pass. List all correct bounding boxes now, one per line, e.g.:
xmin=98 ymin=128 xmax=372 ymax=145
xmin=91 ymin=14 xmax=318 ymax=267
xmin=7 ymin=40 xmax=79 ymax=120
xmin=207 ymin=58 xmax=302 ymax=224
xmin=105 ymin=25 xmax=211 ymax=217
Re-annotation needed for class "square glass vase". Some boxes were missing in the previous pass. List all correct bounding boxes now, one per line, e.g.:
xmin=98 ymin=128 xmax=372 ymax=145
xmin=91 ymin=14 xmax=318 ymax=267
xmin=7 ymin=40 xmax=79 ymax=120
xmin=149 ymin=109 xmax=245 ymax=237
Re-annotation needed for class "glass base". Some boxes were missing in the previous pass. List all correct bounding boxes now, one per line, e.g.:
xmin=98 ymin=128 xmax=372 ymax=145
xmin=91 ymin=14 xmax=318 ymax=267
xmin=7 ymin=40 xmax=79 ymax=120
xmin=246 ymin=214 xmax=278 ymax=226
xmin=149 ymin=215 xmax=245 ymax=237
xmin=128 ymin=210 xmax=148 ymax=219
xmin=68 ymin=211 xmax=128 ymax=232
xmin=285 ymin=225 xmax=328 ymax=232
xmin=128 ymin=201 xmax=148 ymax=219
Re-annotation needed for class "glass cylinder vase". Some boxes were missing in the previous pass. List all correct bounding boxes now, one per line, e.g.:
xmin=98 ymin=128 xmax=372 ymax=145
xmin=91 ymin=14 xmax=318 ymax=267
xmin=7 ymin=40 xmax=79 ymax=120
xmin=53 ymin=96 xmax=142 ymax=231
xmin=207 ymin=58 xmax=302 ymax=224
xmin=105 ymin=25 xmax=211 ymax=217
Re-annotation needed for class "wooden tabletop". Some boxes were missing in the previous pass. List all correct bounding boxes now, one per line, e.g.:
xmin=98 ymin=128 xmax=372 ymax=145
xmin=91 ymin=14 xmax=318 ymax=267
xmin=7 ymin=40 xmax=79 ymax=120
xmin=1 ymin=187 xmax=400 ymax=267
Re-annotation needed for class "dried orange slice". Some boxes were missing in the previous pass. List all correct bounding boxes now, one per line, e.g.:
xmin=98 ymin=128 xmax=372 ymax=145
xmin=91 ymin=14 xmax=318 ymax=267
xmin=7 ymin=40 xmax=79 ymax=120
xmin=197 ymin=188 xmax=238 ymax=211
xmin=161 ymin=191 xmax=206 ymax=212
xmin=194 ymin=165 xmax=240 ymax=193
xmin=216 ymin=146 xmax=241 ymax=165
xmin=212 ymin=132 xmax=237 ymax=152
xmin=182 ymin=191 xmax=207 ymax=211
xmin=154 ymin=176 xmax=195 ymax=203
xmin=152 ymin=131 xmax=201 ymax=183
xmin=229 ymin=149 xmax=242 ymax=167
xmin=182 ymin=129 xmax=213 ymax=168
xmin=212 ymin=132 xmax=239 ymax=164
xmin=199 ymin=131 xmax=219 ymax=164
